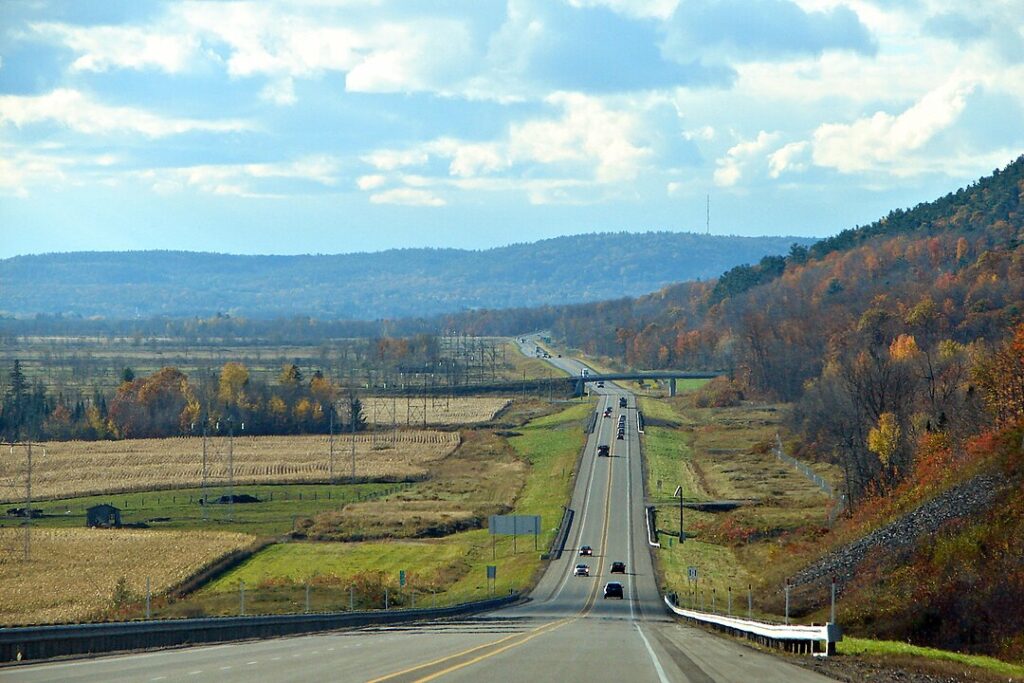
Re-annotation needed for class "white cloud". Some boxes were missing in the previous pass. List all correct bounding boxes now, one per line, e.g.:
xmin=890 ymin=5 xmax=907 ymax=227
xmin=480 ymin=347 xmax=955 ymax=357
xmin=0 ymin=150 xmax=68 ymax=196
xmin=356 ymin=174 xmax=388 ymax=190
xmin=0 ymin=89 xmax=252 ymax=137
xmin=358 ymin=92 xmax=653 ymax=203
xmin=369 ymin=188 xmax=445 ymax=206
xmin=361 ymin=149 xmax=430 ymax=171
xmin=32 ymin=22 xmax=199 ymax=73
xmin=137 ymin=156 xmax=341 ymax=197
xmin=812 ymin=76 xmax=976 ymax=173
xmin=397 ymin=173 xmax=592 ymax=205
xmin=424 ymin=139 xmax=508 ymax=178
xmin=33 ymin=7 xmax=477 ymax=101
xmin=768 ymin=140 xmax=810 ymax=177
xmin=508 ymin=92 xmax=651 ymax=182
xmin=565 ymin=0 xmax=679 ymax=20
xmin=713 ymin=131 xmax=780 ymax=186
xmin=683 ymin=125 xmax=716 ymax=141
xmin=260 ymin=78 xmax=297 ymax=106
xmin=0 ymin=144 xmax=128 ymax=196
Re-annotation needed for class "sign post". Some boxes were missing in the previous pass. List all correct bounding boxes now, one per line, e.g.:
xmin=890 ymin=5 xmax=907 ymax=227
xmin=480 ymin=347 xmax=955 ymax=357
xmin=486 ymin=565 xmax=497 ymax=595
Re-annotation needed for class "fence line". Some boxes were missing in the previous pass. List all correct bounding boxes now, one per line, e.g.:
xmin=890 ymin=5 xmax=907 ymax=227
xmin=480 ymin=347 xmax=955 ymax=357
xmin=773 ymin=433 xmax=846 ymax=525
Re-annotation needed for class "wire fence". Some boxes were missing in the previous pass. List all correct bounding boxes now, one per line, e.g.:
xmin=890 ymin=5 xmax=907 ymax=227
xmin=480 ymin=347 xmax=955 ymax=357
xmin=773 ymin=434 xmax=846 ymax=526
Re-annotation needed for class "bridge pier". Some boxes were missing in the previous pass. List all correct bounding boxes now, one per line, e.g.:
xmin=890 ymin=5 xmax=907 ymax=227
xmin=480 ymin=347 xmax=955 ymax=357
xmin=669 ymin=378 xmax=677 ymax=397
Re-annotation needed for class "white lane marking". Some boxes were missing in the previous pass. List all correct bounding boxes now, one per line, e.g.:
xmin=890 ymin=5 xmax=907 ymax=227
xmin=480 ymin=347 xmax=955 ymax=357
xmin=150 ymin=677 xmax=166 ymax=681
xmin=635 ymin=624 xmax=671 ymax=683
xmin=549 ymin=394 xmax=609 ymax=602
xmin=271 ymin=656 xmax=281 ymax=661
xmin=327 ymin=647 xmax=335 ymax=651
xmin=247 ymin=661 xmax=259 ymax=665
xmin=626 ymin=423 xmax=637 ymax=622
xmin=188 ymin=671 xmax=202 ymax=676
xmin=2 ymin=643 xmax=237 ymax=672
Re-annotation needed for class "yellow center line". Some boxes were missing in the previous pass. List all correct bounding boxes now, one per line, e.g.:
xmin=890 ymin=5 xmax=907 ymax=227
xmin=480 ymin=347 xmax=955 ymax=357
xmin=410 ymin=618 xmax=573 ymax=683
xmin=366 ymin=395 xmax=619 ymax=683
xmin=361 ymin=628 xmax=540 ymax=683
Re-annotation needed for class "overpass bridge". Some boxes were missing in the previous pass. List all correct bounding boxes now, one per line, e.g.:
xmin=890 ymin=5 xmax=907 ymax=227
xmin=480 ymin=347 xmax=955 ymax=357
xmin=575 ymin=371 xmax=722 ymax=397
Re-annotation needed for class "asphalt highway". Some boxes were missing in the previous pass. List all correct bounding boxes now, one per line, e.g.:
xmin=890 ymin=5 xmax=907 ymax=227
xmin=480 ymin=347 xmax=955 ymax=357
xmin=3 ymin=340 xmax=833 ymax=682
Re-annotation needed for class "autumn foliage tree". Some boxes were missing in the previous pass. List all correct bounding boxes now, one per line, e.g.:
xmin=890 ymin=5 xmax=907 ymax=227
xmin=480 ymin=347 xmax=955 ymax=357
xmin=109 ymin=367 xmax=197 ymax=438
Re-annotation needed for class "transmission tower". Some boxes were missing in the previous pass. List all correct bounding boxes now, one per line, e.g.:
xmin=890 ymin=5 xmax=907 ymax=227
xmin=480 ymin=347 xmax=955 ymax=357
xmin=0 ymin=441 xmax=43 ymax=563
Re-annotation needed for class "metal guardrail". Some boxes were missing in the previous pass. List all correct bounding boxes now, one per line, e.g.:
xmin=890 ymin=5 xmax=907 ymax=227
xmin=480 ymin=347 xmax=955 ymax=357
xmin=645 ymin=505 xmax=660 ymax=547
xmin=545 ymin=507 xmax=574 ymax=560
xmin=663 ymin=596 xmax=840 ymax=656
xmin=0 ymin=594 xmax=520 ymax=663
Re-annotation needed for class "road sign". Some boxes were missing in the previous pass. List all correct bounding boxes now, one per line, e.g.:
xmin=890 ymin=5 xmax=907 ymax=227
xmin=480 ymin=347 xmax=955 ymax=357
xmin=486 ymin=565 xmax=497 ymax=580
xmin=688 ymin=566 xmax=698 ymax=581
xmin=673 ymin=486 xmax=683 ymax=498
xmin=399 ymin=570 xmax=406 ymax=587
xmin=488 ymin=514 xmax=541 ymax=536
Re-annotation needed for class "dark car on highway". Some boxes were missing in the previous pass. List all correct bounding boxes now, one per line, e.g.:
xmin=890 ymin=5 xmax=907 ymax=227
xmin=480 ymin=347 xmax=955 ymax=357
xmin=610 ymin=561 xmax=626 ymax=573
xmin=603 ymin=582 xmax=624 ymax=599
xmin=579 ymin=545 xmax=593 ymax=556
xmin=597 ymin=444 xmax=610 ymax=457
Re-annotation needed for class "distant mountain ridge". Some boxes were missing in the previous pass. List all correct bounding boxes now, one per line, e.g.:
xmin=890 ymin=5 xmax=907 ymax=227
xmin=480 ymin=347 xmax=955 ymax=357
xmin=0 ymin=232 xmax=816 ymax=319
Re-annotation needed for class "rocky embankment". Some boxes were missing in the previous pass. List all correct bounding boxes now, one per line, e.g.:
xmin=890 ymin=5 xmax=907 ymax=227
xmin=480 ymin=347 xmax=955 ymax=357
xmin=790 ymin=473 xmax=1001 ymax=594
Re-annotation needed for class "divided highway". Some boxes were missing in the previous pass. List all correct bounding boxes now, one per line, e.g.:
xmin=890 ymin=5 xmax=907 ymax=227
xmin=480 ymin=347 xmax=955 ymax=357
xmin=2 ymin=344 xmax=834 ymax=682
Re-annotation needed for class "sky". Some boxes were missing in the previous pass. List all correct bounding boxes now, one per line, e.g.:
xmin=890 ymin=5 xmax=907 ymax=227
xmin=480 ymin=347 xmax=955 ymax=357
xmin=1 ymin=0 xmax=1022 ymax=258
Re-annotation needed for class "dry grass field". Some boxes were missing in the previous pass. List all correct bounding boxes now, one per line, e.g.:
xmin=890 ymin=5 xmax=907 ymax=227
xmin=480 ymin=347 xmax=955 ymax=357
xmin=0 ymin=528 xmax=254 ymax=625
xmin=1 ymin=432 xmax=461 ymax=502
xmin=363 ymin=397 xmax=511 ymax=426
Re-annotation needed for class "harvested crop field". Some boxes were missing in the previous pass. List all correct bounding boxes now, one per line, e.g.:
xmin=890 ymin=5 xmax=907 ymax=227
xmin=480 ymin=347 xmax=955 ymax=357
xmin=2 ymin=432 xmax=461 ymax=501
xmin=0 ymin=528 xmax=254 ymax=625
xmin=363 ymin=397 xmax=511 ymax=425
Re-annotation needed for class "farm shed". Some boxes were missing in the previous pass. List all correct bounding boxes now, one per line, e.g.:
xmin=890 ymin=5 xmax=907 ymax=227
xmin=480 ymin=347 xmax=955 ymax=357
xmin=86 ymin=504 xmax=122 ymax=528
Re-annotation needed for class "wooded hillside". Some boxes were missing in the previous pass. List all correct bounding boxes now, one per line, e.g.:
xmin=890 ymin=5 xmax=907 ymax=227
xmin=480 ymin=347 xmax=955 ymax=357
xmin=0 ymin=232 xmax=813 ymax=320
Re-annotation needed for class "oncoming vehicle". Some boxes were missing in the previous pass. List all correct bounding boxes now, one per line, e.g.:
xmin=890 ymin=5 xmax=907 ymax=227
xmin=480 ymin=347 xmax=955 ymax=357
xmin=574 ymin=564 xmax=590 ymax=577
xmin=603 ymin=582 xmax=624 ymax=599
xmin=596 ymin=381 xmax=605 ymax=388
xmin=610 ymin=561 xmax=626 ymax=574
xmin=579 ymin=545 xmax=593 ymax=556
xmin=619 ymin=397 xmax=628 ymax=408
xmin=597 ymin=444 xmax=610 ymax=457
xmin=616 ymin=432 xmax=624 ymax=440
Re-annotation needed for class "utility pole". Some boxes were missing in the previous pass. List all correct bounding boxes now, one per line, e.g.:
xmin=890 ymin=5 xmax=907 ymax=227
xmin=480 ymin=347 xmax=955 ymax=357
xmin=329 ymin=406 xmax=335 ymax=484
xmin=350 ymin=395 xmax=357 ymax=481
xmin=201 ymin=420 xmax=209 ymax=520
xmin=25 ymin=442 xmax=31 ymax=561
xmin=228 ymin=420 xmax=234 ymax=523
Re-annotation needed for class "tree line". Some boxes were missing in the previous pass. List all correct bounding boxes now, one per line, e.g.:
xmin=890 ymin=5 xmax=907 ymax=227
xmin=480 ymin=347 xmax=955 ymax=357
xmin=0 ymin=360 xmax=366 ymax=442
